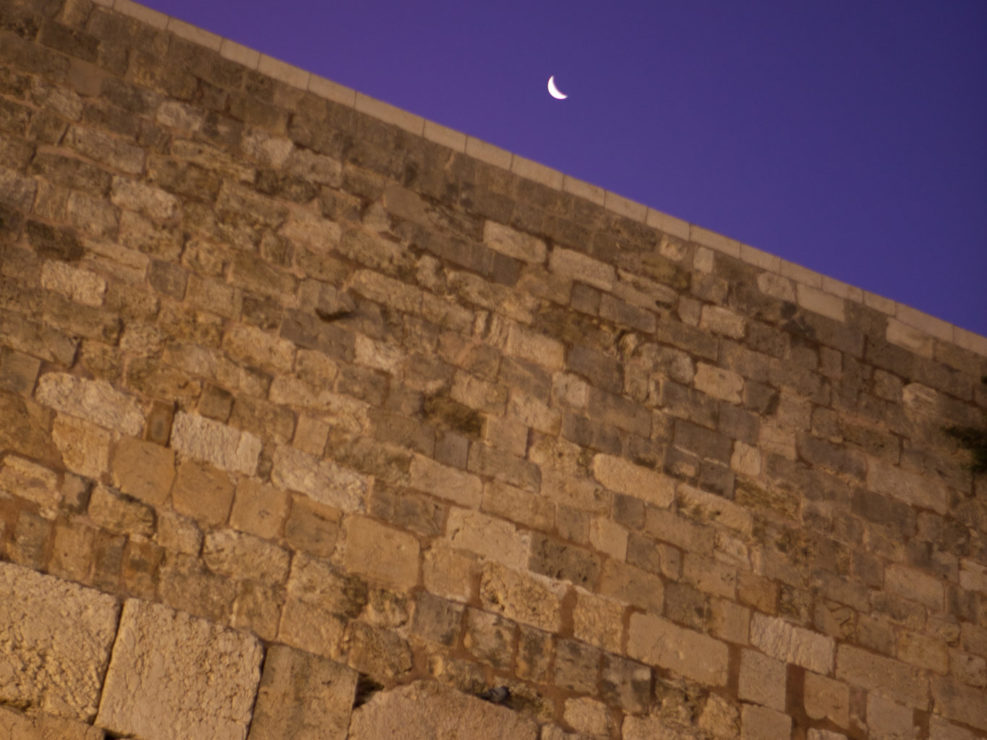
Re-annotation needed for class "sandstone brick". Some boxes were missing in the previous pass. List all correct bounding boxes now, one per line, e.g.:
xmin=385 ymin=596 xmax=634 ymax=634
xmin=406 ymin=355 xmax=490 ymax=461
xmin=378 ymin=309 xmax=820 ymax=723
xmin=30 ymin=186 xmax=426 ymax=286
xmin=171 ymin=459 xmax=235 ymax=527
xmin=867 ymin=692 xmax=917 ymax=738
xmin=51 ymin=413 xmax=111 ymax=479
xmin=222 ymin=323 xmax=295 ymax=374
xmin=463 ymin=607 xmax=516 ymax=668
xmin=446 ymin=507 xmax=530 ymax=570
xmin=711 ymin=597 xmax=751 ymax=644
xmin=0 ymin=561 xmax=118 ymax=721
xmin=0 ymin=704 xmax=106 ymax=739
xmin=88 ymin=483 xmax=154 ymax=537
xmin=563 ymin=696 xmax=612 ymax=736
xmin=339 ymin=515 xmax=420 ymax=590
xmin=678 ymin=483 xmax=753 ymax=534
xmin=110 ymin=175 xmax=180 ymax=221
xmin=40 ymin=260 xmax=106 ymax=307
xmin=804 ymin=671 xmax=849 ymax=727
xmin=867 ymin=457 xmax=948 ymax=515
xmin=0 ymin=455 xmax=60 ymax=514
xmin=284 ymin=494 xmax=341 ymax=557
xmin=64 ymin=124 xmax=144 ymax=174
xmin=171 ymin=411 xmax=261 ymax=475
xmin=248 ymin=645 xmax=357 ymax=740
xmin=0 ymin=348 xmax=42 ymax=396
xmin=589 ymin=516 xmax=628 ymax=560
xmin=37 ymin=372 xmax=143 ymax=435
xmin=286 ymin=552 xmax=368 ymax=618
xmin=695 ymin=362 xmax=744 ymax=403
xmin=110 ymin=435 xmax=174 ymax=506
xmin=483 ymin=220 xmax=547 ymax=263
xmin=931 ymin=676 xmax=987 ymax=732
xmin=627 ymin=612 xmax=729 ymax=686
xmin=592 ymin=453 xmax=674 ymax=508
xmin=96 ymin=599 xmax=263 ymax=740
xmin=751 ymin=613 xmax=834 ymax=674
xmin=409 ymin=453 xmax=482 ymax=507
xmin=836 ymin=644 xmax=928 ymax=709
xmin=203 ymin=528 xmax=290 ymax=584
xmin=700 ymin=304 xmax=746 ymax=338
xmin=412 ymin=592 xmax=464 ymax=646
xmin=738 ymin=649 xmax=786 ymax=710
xmin=348 ymin=680 xmax=538 ymax=740
xmin=479 ymin=561 xmax=565 ymax=632
xmin=886 ymin=563 xmax=946 ymax=611
xmin=573 ymin=587 xmax=625 ymax=653
xmin=270 ymin=444 xmax=368 ymax=512
xmin=423 ymin=542 xmax=477 ymax=602
xmin=340 ymin=620 xmax=412 ymax=679
xmin=230 ymin=478 xmax=288 ymax=539
xmin=741 ymin=703 xmax=792 ymax=740
xmin=549 ymin=246 xmax=615 ymax=290
xmin=277 ymin=598 xmax=346 ymax=659
xmin=503 ymin=322 xmax=565 ymax=371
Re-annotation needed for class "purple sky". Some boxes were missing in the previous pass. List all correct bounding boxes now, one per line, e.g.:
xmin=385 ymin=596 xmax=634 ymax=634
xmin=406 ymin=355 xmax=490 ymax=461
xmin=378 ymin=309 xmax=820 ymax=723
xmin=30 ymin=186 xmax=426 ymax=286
xmin=142 ymin=0 xmax=987 ymax=336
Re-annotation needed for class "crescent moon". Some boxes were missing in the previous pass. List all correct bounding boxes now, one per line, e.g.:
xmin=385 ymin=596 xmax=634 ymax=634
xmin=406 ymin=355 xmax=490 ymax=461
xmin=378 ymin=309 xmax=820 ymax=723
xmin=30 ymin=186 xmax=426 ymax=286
xmin=547 ymin=75 xmax=568 ymax=100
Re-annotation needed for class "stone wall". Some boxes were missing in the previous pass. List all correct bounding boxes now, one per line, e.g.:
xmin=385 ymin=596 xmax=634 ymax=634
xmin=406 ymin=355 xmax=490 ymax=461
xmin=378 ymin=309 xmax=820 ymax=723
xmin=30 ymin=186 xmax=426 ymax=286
xmin=0 ymin=0 xmax=985 ymax=738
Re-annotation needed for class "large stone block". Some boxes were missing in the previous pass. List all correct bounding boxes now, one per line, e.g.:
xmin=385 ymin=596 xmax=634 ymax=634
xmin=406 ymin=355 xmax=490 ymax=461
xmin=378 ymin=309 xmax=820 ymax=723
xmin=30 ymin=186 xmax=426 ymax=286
xmin=592 ymin=453 xmax=674 ymax=508
xmin=479 ymin=562 xmax=566 ymax=632
xmin=271 ymin=445 xmax=368 ymax=512
xmin=171 ymin=411 xmax=262 ymax=475
xmin=0 ymin=562 xmax=118 ymax=721
xmin=338 ymin=515 xmax=420 ymax=591
xmin=627 ymin=612 xmax=729 ymax=686
xmin=348 ymin=680 xmax=537 ymax=740
xmin=36 ymin=372 xmax=144 ymax=435
xmin=750 ymin=612 xmax=834 ymax=675
xmin=248 ymin=645 xmax=357 ymax=740
xmin=835 ymin=644 xmax=928 ymax=709
xmin=96 ymin=599 xmax=263 ymax=740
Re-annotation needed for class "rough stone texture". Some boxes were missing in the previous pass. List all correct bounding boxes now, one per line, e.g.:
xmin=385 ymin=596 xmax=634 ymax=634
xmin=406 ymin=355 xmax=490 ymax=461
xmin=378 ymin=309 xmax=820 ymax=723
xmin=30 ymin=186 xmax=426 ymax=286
xmin=0 ymin=704 xmax=106 ymax=740
xmin=348 ymin=680 xmax=538 ymax=740
xmin=0 ymin=3 xmax=984 ymax=737
xmin=96 ymin=599 xmax=263 ymax=740
xmin=248 ymin=646 xmax=357 ymax=740
xmin=0 ymin=562 xmax=119 ymax=721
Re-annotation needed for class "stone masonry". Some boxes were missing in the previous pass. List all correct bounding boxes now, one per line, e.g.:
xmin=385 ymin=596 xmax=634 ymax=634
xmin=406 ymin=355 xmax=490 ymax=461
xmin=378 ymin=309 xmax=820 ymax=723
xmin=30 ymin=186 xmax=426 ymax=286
xmin=0 ymin=0 xmax=986 ymax=737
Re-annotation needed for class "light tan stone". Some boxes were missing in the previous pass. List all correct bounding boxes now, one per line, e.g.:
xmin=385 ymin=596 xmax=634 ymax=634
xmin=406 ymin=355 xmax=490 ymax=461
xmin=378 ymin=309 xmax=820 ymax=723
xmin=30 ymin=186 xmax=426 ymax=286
xmin=694 ymin=362 xmax=744 ymax=403
xmin=929 ymin=716 xmax=978 ymax=740
xmin=756 ymin=272 xmax=795 ymax=302
xmin=203 ymin=529 xmax=290 ymax=583
xmin=0 ymin=704 xmax=105 ymax=739
xmin=797 ymin=283 xmax=845 ymax=321
xmin=445 ymin=507 xmax=530 ymax=570
xmin=278 ymin=599 xmax=347 ymax=658
xmin=483 ymin=221 xmax=547 ymax=263
xmin=0 ymin=455 xmax=60 ymax=514
xmin=599 ymin=559 xmax=664 ymax=614
xmin=96 ymin=599 xmax=263 ymax=740
xmin=699 ymin=692 xmax=741 ymax=738
xmin=678 ymin=483 xmax=753 ymax=534
xmin=886 ymin=564 xmax=945 ymax=611
xmin=731 ymin=441 xmax=762 ymax=476
xmin=0 ymin=563 xmax=118 ymax=721
xmin=479 ymin=562 xmax=565 ymax=632
xmin=339 ymin=515 xmax=420 ymax=590
xmin=88 ymin=484 xmax=154 ymax=537
xmin=349 ymin=680 xmax=537 ymax=739
xmin=222 ymin=324 xmax=295 ymax=374
xmin=931 ymin=677 xmax=987 ymax=733
xmin=866 ymin=692 xmax=917 ymax=738
xmin=627 ymin=613 xmax=729 ymax=686
xmin=623 ymin=711 xmax=703 ymax=739
xmin=286 ymin=553 xmax=367 ymax=617
xmin=504 ymin=322 xmax=565 ymax=371
xmin=868 ymin=458 xmax=949 ymax=515
xmin=750 ymin=612 xmax=834 ymax=674
xmin=563 ymin=696 xmax=612 ymax=736
xmin=111 ymin=436 xmax=175 ymax=506
xmin=171 ymin=459 xmax=235 ymax=527
xmin=423 ymin=543 xmax=477 ymax=602
xmin=804 ymin=672 xmax=849 ymax=727
xmin=573 ymin=588 xmax=624 ymax=653
xmin=409 ymin=454 xmax=482 ymax=507
xmin=41 ymin=261 xmax=106 ymax=307
xmin=836 ymin=644 xmax=928 ymax=709
xmin=592 ymin=453 xmax=674 ymax=508
xmin=248 ymin=645 xmax=357 ymax=740
xmin=700 ymin=305 xmax=746 ymax=338
xmin=230 ymin=479 xmax=289 ymax=539
xmin=589 ymin=517 xmax=628 ymax=560
xmin=37 ymin=373 xmax=144 ymax=435
xmin=155 ymin=509 xmax=202 ymax=555
xmin=741 ymin=704 xmax=791 ymax=740
xmin=52 ymin=414 xmax=111 ymax=480
xmin=738 ymin=649 xmax=786 ymax=710
xmin=548 ymin=247 xmax=615 ymax=290
xmin=271 ymin=445 xmax=368 ymax=513
xmin=171 ymin=411 xmax=261 ymax=475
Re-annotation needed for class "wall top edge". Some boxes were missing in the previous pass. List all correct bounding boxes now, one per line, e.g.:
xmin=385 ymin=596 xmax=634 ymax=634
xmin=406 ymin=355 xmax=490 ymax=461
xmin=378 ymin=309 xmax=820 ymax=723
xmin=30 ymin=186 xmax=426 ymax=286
xmin=100 ymin=0 xmax=985 ymax=356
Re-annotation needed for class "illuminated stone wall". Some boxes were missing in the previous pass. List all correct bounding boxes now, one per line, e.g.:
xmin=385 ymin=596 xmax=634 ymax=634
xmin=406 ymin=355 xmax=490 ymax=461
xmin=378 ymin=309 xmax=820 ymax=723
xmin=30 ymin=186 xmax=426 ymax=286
xmin=0 ymin=1 xmax=985 ymax=737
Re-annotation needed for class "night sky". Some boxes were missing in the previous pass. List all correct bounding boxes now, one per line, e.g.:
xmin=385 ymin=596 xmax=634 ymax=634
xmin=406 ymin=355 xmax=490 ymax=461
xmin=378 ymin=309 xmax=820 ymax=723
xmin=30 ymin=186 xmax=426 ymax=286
xmin=141 ymin=0 xmax=987 ymax=337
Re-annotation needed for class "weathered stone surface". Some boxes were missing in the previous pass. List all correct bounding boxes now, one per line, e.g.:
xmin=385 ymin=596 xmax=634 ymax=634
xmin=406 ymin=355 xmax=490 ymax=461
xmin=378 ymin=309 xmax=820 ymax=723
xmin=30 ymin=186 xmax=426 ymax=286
xmin=96 ymin=599 xmax=263 ymax=740
xmin=171 ymin=411 xmax=262 ymax=475
xmin=479 ymin=562 xmax=566 ymax=632
xmin=835 ymin=644 xmax=928 ymax=709
xmin=0 ymin=704 xmax=105 ymax=740
xmin=271 ymin=445 xmax=368 ymax=512
xmin=203 ymin=529 xmax=290 ymax=583
xmin=338 ymin=515 xmax=420 ymax=590
xmin=445 ymin=506 xmax=530 ymax=569
xmin=51 ymin=414 xmax=111 ymax=479
xmin=409 ymin=453 xmax=482 ymax=507
xmin=36 ymin=372 xmax=144 ymax=434
xmin=248 ymin=645 xmax=357 ymax=740
xmin=0 ymin=562 xmax=118 ymax=721
xmin=592 ymin=453 xmax=674 ymax=508
xmin=750 ymin=612 xmax=834 ymax=674
xmin=738 ymin=648 xmax=786 ymax=710
xmin=348 ymin=680 xmax=538 ymax=740
xmin=627 ymin=613 xmax=729 ymax=686
xmin=0 ymin=454 xmax=60 ymax=513
xmin=110 ymin=435 xmax=174 ymax=506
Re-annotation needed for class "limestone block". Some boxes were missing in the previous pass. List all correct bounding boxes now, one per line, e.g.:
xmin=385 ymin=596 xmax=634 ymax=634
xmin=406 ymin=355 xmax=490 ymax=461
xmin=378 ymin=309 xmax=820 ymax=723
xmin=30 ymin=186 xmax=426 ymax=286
xmin=483 ymin=221 xmax=547 ymax=263
xmin=0 ymin=455 xmax=60 ymax=514
xmin=203 ymin=529 xmax=291 ymax=583
xmin=348 ymin=680 xmax=538 ymax=740
xmin=41 ymin=260 xmax=106 ymax=307
xmin=286 ymin=552 xmax=368 ymax=618
xmin=573 ymin=588 xmax=624 ymax=653
xmin=0 ymin=562 xmax=118 ymax=720
xmin=37 ymin=373 xmax=144 ymax=435
xmin=222 ymin=324 xmax=295 ymax=374
xmin=230 ymin=479 xmax=289 ymax=539
xmin=0 ymin=705 xmax=105 ymax=739
xmin=171 ymin=411 xmax=262 ymax=475
xmin=479 ymin=562 xmax=566 ymax=632
xmin=866 ymin=458 xmax=948 ymax=515
xmin=171 ymin=459 xmax=235 ymax=527
xmin=592 ymin=453 xmax=674 ymax=508
xmin=741 ymin=704 xmax=791 ymax=740
xmin=866 ymin=692 xmax=917 ymax=738
xmin=110 ymin=436 xmax=175 ymax=506
xmin=423 ymin=543 xmax=477 ymax=602
xmin=247 ymin=645 xmax=356 ymax=740
xmin=445 ymin=507 xmax=530 ymax=570
xmin=338 ymin=515 xmax=420 ymax=590
xmin=277 ymin=599 xmax=347 ymax=658
xmin=694 ymin=362 xmax=744 ymax=403
xmin=700 ymin=305 xmax=746 ymax=338
xmin=627 ymin=613 xmax=729 ymax=687
xmin=750 ymin=612 xmax=834 ymax=675
xmin=271 ymin=445 xmax=368 ymax=512
xmin=88 ymin=484 xmax=154 ymax=537
xmin=51 ymin=414 xmax=111 ymax=479
xmin=738 ymin=649 xmax=786 ymax=710
xmin=835 ymin=644 xmax=928 ymax=709
xmin=96 ymin=599 xmax=263 ymax=740
xmin=110 ymin=176 xmax=180 ymax=221
xmin=803 ymin=672 xmax=849 ymax=727
xmin=409 ymin=453 xmax=482 ymax=507
xmin=549 ymin=247 xmax=615 ymax=290
xmin=931 ymin=676 xmax=987 ymax=732
xmin=563 ymin=696 xmax=612 ymax=736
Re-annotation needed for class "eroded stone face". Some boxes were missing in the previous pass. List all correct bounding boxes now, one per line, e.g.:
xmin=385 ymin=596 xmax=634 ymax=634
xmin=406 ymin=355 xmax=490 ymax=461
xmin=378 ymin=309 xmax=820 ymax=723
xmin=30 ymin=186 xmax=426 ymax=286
xmin=96 ymin=599 xmax=263 ymax=740
xmin=347 ymin=680 xmax=538 ymax=740
xmin=0 ymin=562 xmax=119 ymax=721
